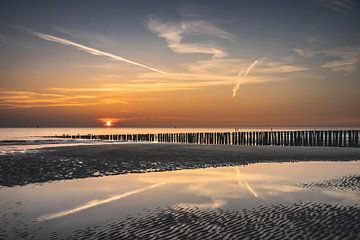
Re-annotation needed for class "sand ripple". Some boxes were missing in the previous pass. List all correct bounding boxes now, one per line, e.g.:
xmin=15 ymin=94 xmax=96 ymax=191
xmin=64 ymin=202 xmax=360 ymax=240
xmin=302 ymin=175 xmax=360 ymax=191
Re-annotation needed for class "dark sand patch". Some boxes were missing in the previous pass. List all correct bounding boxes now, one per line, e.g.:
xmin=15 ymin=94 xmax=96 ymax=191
xmin=63 ymin=202 xmax=360 ymax=240
xmin=301 ymin=174 xmax=360 ymax=191
xmin=1 ymin=144 xmax=360 ymax=187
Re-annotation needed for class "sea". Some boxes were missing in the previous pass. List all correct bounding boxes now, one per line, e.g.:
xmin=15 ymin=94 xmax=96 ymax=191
xmin=0 ymin=127 xmax=358 ymax=155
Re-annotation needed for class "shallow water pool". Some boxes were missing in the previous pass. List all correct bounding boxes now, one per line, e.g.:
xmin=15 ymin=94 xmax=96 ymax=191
xmin=1 ymin=161 xmax=359 ymax=239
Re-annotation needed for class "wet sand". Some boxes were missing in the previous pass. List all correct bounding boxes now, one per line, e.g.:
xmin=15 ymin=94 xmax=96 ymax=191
xmin=1 ymin=143 xmax=360 ymax=186
xmin=301 ymin=174 xmax=360 ymax=191
xmin=63 ymin=202 xmax=360 ymax=240
xmin=1 ymin=161 xmax=359 ymax=239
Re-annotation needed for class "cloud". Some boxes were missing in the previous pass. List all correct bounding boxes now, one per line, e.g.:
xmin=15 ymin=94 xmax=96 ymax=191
xmin=321 ymin=58 xmax=358 ymax=73
xmin=147 ymin=18 xmax=231 ymax=58
xmin=183 ymin=58 xmax=248 ymax=75
xmin=138 ymin=71 xmax=282 ymax=86
xmin=0 ymin=53 xmax=310 ymax=109
xmin=167 ymin=42 xmax=227 ymax=57
xmin=293 ymin=45 xmax=360 ymax=75
xmin=314 ymin=0 xmax=354 ymax=13
xmin=1 ymin=23 xmax=315 ymax=109
xmin=232 ymin=60 xmax=259 ymax=97
xmin=256 ymin=64 xmax=309 ymax=73
xmin=0 ymin=88 xmax=127 ymax=108
xmin=183 ymin=57 xmax=308 ymax=75
xmin=180 ymin=20 xmax=235 ymax=40
xmin=31 ymin=32 xmax=166 ymax=74
xmin=245 ymin=60 xmax=259 ymax=76
xmin=320 ymin=47 xmax=360 ymax=74
xmin=293 ymin=48 xmax=315 ymax=58
xmin=138 ymin=56 xmax=307 ymax=93
xmin=0 ymin=76 xmax=244 ymax=109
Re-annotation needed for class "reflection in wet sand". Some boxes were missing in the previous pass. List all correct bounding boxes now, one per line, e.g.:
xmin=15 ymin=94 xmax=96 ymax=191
xmin=36 ymin=182 xmax=165 ymax=221
xmin=176 ymin=199 xmax=227 ymax=209
xmin=235 ymin=167 xmax=258 ymax=198
xmin=1 ymin=161 xmax=359 ymax=240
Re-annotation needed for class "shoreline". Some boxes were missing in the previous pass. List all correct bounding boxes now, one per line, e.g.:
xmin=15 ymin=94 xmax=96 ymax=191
xmin=1 ymin=143 xmax=360 ymax=187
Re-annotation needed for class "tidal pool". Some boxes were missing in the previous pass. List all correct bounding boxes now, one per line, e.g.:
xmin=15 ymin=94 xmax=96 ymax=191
xmin=1 ymin=161 xmax=359 ymax=239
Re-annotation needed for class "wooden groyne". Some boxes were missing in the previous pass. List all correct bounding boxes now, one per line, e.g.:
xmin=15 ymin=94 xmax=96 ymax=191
xmin=49 ymin=130 xmax=360 ymax=147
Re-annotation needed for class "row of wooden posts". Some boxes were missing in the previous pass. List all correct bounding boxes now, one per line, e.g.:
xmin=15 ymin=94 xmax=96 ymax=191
xmin=52 ymin=130 xmax=360 ymax=147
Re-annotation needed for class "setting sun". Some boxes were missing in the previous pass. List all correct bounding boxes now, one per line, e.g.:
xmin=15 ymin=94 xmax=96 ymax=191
xmin=1 ymin=1 xmax=359 ymax=239
xmin=98 ymin=118 xmax=122 ymax=127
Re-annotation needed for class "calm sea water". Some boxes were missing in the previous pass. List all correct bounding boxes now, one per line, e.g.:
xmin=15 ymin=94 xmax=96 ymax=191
xmin=0 ymin=128 xmax=238 ymax=141
xmin=3 ymin=127 xmax=359 ymax=140
xmin=1 ymin=127 xmax=358 ymax=155
xmin=0 ymin=128 xmax=239 ymax=154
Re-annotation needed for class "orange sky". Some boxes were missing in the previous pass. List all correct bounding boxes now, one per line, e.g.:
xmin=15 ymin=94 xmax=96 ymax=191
xmin=0 ymin=1 xmax=359 ymax=127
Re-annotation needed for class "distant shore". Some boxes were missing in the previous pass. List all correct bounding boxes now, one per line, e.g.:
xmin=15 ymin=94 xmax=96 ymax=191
xmin=1 ymin=143 xmax=360 ymax=187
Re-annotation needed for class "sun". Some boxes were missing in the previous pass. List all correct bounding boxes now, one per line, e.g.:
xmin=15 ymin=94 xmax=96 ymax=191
xmin=98 ymin=117 xmax=121 ymax=127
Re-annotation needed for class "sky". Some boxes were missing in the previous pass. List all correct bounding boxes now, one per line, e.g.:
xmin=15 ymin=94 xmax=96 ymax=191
xmin=0 ymin=0 xmax=359 ymax=127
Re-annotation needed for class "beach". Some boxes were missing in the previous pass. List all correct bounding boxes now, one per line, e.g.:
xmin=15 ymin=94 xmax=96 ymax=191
xmin=1 ymin=143 xmax=360 ymax=186
xmin=1 ymin=140 xmax=360 ymax=239
xmin=0 ymin=156 xmax=359 ymax=239
xmin=1 ymin=128 xmax=360 ymax=239
xmin=66 ymin=202 xmax=360 ymax=240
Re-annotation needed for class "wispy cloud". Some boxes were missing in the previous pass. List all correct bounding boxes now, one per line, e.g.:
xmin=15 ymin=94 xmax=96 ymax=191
xmin=1 ymin=77 xmax=235 ymax=109
xmin=293 ymin=48 xmax=315 ymax=58
xmin=0 ymin=55 xmax=310 ymax=109
xmin=321 ymin=58 xmax=358 ymax=73
xmin=257 ymin=62 xmax=309 ymax=73
xmin=139 ymin=56 xmax=307 ymax=91
xmin=31 ymin=32 xmax=166 ymax=74
xmin=232 ymin=60 xmax=259 ymax=97
xmin=294 ymin=45 xmax=360 ymax=75
xmin=180 ymin=20 xmax=234 ymax=40
xmin=320 ymin=47 xmax=360 ymax=74
xmin=147 ymin=18 xmax=231 ymax=58
xmin=0 ymin=23 xmax=314 ymax=109
xmin=0 ymin=88 xmax=127 ymax=108
xmin=314 ymin=0 xmax=354 ymax=13
xmin=138 ymin=70 xmax=286 ymax=86
xmin=182 ymin=58 xmax=248 ymax=75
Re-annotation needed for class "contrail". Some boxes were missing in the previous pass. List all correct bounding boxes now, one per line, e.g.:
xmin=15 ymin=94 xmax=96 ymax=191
xmin=35 ymin=182 xmax=165 ymax=221
xmin=244 ymin=60 xmax=258 ymax=76
xmin=31 ymin=32 xmax=166 ymax=74
xmin=232 ymin=59 xmax=258 ymax=97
